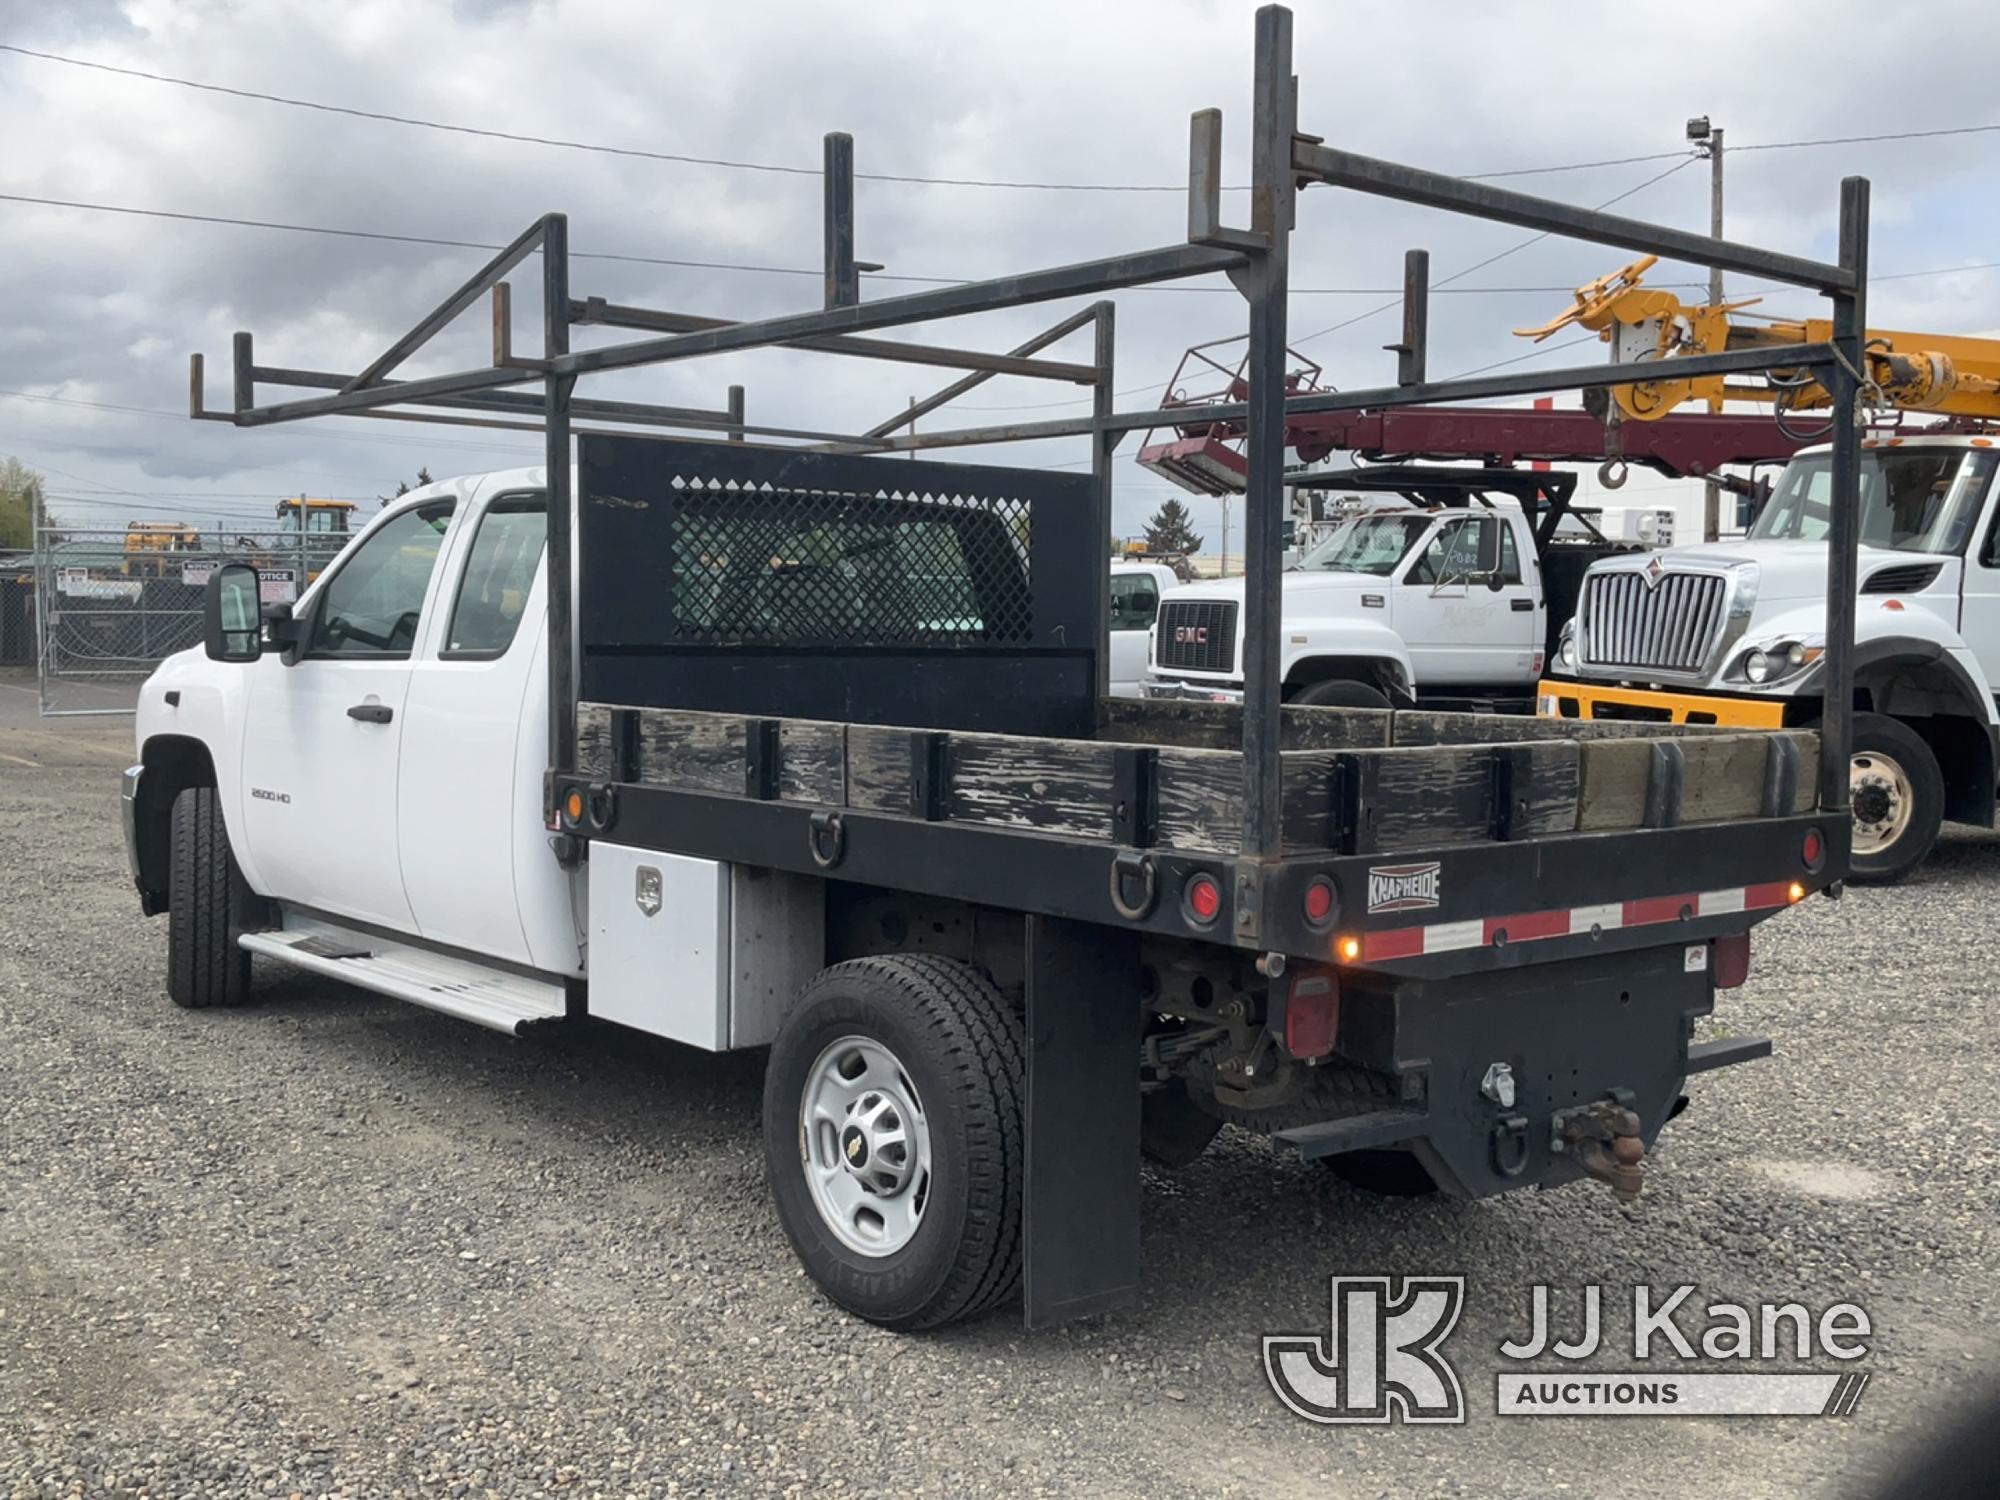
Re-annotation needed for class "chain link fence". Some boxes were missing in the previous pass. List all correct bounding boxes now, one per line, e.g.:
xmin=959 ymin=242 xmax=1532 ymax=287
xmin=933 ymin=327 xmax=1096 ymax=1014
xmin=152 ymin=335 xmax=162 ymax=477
xmin=26 ymin=527 xmax=350 ymax=715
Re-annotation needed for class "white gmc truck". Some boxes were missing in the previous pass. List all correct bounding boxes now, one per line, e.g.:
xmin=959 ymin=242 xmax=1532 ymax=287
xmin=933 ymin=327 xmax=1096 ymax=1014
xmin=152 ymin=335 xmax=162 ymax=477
xmin=1539 ymin=434 xmax=2000 ymax=882
xmin=1145 ymin=500 xmax=1548 ymax=711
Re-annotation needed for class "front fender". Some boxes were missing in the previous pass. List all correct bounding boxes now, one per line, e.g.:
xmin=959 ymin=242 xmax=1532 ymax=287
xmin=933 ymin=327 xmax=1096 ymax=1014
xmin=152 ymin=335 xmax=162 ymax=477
xmin=1280 ymin=619 xmax=1418 ymax=695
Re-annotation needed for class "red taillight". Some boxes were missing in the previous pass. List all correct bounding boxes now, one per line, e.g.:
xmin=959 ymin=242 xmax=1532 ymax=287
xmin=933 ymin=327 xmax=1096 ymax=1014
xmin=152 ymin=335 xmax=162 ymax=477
xmin=1713 ymin=932 xmax=1751 ymax=989
xmin=1284 ymin=968 xmax=1340 ymax=1058
xmin=1184 ymin=873 xmax=1222 ymax=925
xmin=1303 ymin=877 xmax=1335 ymax=927
xmin=1802 ymin=828 xmax=1824 ymax=870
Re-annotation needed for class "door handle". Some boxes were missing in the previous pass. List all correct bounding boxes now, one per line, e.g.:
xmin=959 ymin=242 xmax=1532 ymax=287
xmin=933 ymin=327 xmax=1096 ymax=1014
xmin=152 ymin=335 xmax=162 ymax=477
xmin=347 ymin=703 xmax=394 ymax=724
xmin=1510 ymin=598 xmax=1534 ymax=612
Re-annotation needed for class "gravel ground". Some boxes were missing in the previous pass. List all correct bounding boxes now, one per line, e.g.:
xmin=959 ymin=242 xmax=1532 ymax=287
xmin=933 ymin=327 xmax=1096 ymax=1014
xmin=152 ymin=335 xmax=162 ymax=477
xmin=1 ymin=692 xmax=1995 ymax=1497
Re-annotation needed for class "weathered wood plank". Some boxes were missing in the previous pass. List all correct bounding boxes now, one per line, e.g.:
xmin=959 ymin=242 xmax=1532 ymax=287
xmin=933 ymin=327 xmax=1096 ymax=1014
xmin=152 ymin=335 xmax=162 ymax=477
xmin=845 ymin=724 xmax=911 ymax=813
xmin=1576 ymin=739 xmax=1653 ymax=830
xmin=1390 ymin=709 xmax=1724 ymax=745
xmin=1789 ymin=733 xmax=1821 ymax=815
xmin=1679 ymin=734 xmax=1773 ymax=825
xmin=948 ymin=734 xmax=1118 ymax=837
xmin=576 ymin=701 xmax=614 ymax=779
xmin=1152 ymin=748 xmax=1244 ymax=855
xmin=1372 ymin=746 xmax=1497 ymax=850
xmin=1507 ymin=741 xmax=1582 ymax=837
xmin=1094 ymin=696 xmax=1392 ymax=751
xmin=777 ymin=720 xmax=845 ymax=804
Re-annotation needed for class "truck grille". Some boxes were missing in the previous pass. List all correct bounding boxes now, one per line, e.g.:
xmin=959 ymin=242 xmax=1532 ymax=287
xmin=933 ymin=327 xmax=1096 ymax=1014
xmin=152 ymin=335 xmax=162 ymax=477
xmin=1579 ymin=571 xmax=1726 ymax=673
xmin=1154 ymin=599 xmax=1238 ymax=674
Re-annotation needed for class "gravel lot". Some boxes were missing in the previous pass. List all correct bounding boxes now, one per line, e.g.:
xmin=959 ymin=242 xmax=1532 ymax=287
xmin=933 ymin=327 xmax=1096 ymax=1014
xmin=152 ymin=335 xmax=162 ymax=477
xmin=1 ymin=688 xmax=1995 ymax=1497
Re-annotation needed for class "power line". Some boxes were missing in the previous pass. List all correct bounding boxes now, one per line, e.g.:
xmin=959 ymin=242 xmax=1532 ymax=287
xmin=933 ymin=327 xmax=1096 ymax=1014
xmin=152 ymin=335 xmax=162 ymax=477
xmin=0 ymin=44 xmax=1717 ymax=194
xmin=0 ymin=190 xmax=1711 ymax=298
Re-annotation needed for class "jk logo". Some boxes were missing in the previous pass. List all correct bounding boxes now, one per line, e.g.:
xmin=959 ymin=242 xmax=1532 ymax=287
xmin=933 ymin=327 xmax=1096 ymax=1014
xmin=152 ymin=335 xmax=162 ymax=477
xmin=1263 ymin=1276 xmax=1466 ymax=1424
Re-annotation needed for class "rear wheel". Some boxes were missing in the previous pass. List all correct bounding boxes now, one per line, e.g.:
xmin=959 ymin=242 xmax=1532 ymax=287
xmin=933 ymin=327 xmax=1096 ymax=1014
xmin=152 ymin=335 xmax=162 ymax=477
xmin=763 ymin=956 xmax=1024 ymax=1330
xmin=1288 ymin=678 xmax=1391 ymax=710
xmin=166 ymin=786 xmax=258 ymax=1008
xmin=1848 ymin=712 xmax=1943 ymax=885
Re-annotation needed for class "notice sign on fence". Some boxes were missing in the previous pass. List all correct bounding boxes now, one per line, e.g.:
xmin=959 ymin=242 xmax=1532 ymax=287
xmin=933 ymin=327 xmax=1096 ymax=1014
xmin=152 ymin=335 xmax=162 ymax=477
xmin=181 ymin=564 xmax=298 ymax=604
xmin=56 ymin=570 xmax=143 ymax=602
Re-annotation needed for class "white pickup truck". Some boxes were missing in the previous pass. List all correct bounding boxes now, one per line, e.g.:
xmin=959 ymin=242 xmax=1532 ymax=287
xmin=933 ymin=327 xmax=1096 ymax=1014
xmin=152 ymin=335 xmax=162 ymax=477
xmin=1107 ymin=559 xmax=1181 ymax=696
xmin=1145 ymin=500 xmax=1547 ymax=710
xmin=1539 ymin=434 xmax=2000 ymax=882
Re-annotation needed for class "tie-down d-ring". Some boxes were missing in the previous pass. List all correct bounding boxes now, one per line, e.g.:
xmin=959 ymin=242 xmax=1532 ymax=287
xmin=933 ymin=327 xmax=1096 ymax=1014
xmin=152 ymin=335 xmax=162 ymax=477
xmin=808 ymin=811 xmax=846 ymax=869
xmin=1108 ymin=850 xmax=1158 ymax=920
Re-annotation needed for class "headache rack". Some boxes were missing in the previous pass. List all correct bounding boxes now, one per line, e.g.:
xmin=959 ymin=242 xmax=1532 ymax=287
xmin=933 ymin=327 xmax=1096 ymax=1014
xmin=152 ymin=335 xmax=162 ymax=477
xmin=188 ymin=3 xmax=1871 ymax=958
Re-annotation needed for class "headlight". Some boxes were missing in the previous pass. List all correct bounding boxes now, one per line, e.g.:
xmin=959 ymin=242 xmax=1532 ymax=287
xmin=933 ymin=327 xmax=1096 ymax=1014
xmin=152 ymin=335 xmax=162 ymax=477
xmin=1553 ymin=621 xmax=1577 ymax=671
xmin=1728 ymin=638 xmax=1823 ymax=686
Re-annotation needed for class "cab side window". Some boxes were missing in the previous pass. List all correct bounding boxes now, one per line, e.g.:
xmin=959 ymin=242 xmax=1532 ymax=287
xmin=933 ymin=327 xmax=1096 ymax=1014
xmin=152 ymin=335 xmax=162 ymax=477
xmin=1498 ymin=523 xmax=1523 ymax=584
xmin=444 ymin=495 xmax=548 ymax=657
xmin=309 ymin=500 xmax=454 ymax=657
xmin=1406 ymin=518 xmax=1476 ymax=585
xmin=1109 ymin=572 xmax=1161 ymax=631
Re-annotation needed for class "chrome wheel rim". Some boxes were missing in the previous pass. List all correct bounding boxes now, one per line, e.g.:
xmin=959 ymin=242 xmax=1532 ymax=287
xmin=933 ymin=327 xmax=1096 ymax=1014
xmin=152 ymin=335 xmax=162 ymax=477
xmin=1850 ymin=751 xmax=1915 ymax=856
xmin=799 ymin=1035 xmax=932 ymax=1257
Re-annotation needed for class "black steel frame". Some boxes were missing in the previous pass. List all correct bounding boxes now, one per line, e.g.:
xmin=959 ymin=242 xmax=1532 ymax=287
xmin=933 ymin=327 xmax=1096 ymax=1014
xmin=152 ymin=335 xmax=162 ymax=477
xmin=189 ymin=2 xmax=1868 ymax=923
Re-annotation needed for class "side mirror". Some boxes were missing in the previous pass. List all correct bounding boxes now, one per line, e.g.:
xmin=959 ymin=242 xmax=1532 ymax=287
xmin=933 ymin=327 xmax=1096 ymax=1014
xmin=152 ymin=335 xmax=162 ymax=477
xmin=1474 ymin=520 xmax=1502 ymax=579
xmin=203 ymin=563 xmax=263 ymax=662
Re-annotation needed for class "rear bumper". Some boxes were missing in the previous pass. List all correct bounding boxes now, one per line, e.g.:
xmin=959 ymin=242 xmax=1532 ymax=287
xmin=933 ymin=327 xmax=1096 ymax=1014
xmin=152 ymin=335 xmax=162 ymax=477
xmin=1536 ymin=678 xmax=1788 ymax=728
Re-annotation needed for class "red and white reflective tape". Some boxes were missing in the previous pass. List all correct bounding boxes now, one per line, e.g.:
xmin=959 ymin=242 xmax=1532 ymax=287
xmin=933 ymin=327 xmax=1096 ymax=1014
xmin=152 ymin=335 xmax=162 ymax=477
xmin=1356 ymin=882 xmax=1798 ymax=964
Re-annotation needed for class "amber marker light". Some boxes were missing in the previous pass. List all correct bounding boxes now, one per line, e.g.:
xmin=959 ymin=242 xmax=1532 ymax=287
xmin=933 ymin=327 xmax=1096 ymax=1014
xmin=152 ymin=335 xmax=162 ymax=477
xmin=1788 ymin=881 xmax=1807 ymax=903
xmin=1337 ymin=935 xmax=1361 ymax=963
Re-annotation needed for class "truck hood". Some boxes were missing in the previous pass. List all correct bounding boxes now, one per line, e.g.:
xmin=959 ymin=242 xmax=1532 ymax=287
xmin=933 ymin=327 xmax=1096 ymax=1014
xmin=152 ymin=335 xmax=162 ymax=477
xmin=1628 ymin=539 xmax=1955 ymax=603
xmin=1164 ymin=570 xmax=1384 ymax=606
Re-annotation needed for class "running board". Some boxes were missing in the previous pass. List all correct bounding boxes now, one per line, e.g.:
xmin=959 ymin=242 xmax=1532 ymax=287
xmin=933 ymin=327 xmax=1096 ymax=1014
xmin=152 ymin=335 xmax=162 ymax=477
xmin=239 ymin=918 xmax=568 ymax=1035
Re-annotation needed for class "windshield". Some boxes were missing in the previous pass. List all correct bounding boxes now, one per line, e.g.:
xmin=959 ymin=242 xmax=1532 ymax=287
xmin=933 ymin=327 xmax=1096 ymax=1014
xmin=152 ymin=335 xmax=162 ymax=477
xmin=1297 ymin=512 xmax=1432 ymax=575
xmin=1750 ymin=448 xmax=1999 ymax=554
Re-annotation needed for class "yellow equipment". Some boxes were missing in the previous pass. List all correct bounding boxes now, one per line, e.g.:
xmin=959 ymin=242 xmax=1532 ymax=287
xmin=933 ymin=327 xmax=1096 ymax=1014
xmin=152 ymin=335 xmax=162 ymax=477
xmin=1518 ymin=256 xmax=2000 ymax=425
xmin=122 ymin=521 xmax=202 ymax=578
xmin=275 ymin=497 xmax=357 ymax=534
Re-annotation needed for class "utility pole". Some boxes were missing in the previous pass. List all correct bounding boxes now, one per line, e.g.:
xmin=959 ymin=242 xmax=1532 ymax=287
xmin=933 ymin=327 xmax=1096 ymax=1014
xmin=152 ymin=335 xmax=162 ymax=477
xmin=1219 ymin=495 xmax=1232 ymax=577
xmin=1690 ymin=116 xmax=1724 ymax=540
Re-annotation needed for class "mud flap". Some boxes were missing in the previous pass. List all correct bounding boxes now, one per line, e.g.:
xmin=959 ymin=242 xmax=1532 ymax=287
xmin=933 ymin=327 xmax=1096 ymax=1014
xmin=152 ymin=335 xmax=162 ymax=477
xmin=1022 ymin=914 xmax=1142 ymax=1328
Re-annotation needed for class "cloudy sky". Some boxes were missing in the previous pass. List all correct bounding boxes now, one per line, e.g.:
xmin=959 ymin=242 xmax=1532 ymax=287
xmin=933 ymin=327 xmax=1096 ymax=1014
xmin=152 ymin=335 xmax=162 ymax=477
xmin=3 ymin=0 xmax=1997 ymax=547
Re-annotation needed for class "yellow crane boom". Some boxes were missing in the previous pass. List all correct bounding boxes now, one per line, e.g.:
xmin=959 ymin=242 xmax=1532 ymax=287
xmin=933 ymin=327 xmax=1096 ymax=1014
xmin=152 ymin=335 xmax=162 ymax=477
xmin=1518 ymin=256 xmax=2000 ymax=423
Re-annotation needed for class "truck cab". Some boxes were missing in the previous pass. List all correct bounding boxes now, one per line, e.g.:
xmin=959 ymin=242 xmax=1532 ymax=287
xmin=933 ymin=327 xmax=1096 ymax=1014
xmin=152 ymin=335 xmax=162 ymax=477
xmin=1540 ymin=435 xmax=2000 ymax=881
xmin=1107 ymin=557 xmax=1180 ymax=697
xmin=127 ymin=471 xmax=576 ymax=982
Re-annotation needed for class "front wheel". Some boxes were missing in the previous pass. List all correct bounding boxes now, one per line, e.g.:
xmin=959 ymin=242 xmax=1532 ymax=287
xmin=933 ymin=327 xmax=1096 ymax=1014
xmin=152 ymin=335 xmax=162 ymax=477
xmin=166 ymin=786 xmax=259 ymax=1008
xmin=762 ymin=955 xmax=1025 ymax=1330
xmin=1287 ymin=678 xmax=1392 ymax=710
xmin=1847 ymin=712 xmax=1944 ymax=885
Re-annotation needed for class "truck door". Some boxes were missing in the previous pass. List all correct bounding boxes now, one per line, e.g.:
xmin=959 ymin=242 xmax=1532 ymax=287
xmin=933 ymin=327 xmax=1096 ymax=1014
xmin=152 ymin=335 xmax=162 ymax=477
xmin=1393 ymin=515 xmax=1536 ymax=688
xmin=1956 ymin=472 xmax=2000 ymax=694
xmin=239 ymin=498 xmax=457 ymax=931
xmin=395 ymin=490 xmax=559 ymax=969
xmin=1108 ymin=568 xmax=1163 ymax=695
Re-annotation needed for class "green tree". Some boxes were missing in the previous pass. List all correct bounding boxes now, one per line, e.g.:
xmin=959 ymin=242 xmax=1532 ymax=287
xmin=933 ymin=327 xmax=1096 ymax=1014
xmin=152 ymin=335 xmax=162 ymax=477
xmin=1142 ymin=496 xmax=1203 ymax=556
xmin=378 ymin=465 xmax=435 ymax=508
xmin=0 ymin=456 xmax=45 ymax=549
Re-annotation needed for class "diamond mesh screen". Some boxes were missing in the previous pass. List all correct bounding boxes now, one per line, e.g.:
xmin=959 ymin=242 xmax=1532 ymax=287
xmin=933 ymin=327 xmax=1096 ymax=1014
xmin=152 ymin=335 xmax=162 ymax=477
xmin=662 ymin=479 xmax=1033 ymax=646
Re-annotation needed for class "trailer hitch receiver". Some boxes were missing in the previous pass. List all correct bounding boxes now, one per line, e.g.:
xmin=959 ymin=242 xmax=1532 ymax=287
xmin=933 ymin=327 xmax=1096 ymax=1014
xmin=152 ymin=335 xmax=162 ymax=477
xmin=1550 ymin=1094 xmax=1647 ymax=1202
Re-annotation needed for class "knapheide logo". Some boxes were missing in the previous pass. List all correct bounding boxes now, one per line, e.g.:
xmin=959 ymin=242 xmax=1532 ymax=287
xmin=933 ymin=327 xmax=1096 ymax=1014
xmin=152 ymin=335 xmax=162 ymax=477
xmin=1263 ymin=1276 xmax=1466 ymax=1425
xmin=1366 ymin=861 xmax=1442 ymax=915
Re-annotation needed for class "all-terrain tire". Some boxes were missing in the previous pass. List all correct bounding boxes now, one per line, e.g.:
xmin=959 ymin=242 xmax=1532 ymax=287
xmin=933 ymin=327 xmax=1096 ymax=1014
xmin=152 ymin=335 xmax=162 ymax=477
xmin=1288 ymin=678 xmax=1392 ymax=710
xmin=167 ymin=786 xmax=257 ymax=1009
xmin=763 ymin=955 xmax=1025 ymax=1330
xmin=1848 ymin=712 xmax=1944 ymax=886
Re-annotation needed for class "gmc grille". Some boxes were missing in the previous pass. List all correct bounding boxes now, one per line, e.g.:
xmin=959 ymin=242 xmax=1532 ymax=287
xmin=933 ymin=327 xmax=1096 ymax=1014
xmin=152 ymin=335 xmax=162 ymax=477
xmin=1154 ymin=599 xmax=1238 ymax=674
xmin=1580 ymin=571 xmax=1727 ymax=674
